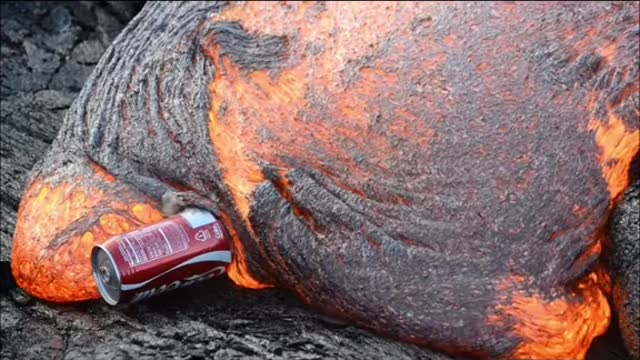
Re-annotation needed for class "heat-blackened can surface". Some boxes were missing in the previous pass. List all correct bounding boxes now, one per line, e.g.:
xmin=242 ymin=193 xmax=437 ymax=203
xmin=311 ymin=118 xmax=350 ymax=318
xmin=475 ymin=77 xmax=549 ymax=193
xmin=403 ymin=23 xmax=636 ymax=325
xmin=91 ymin=208 xmax=231 ymax=305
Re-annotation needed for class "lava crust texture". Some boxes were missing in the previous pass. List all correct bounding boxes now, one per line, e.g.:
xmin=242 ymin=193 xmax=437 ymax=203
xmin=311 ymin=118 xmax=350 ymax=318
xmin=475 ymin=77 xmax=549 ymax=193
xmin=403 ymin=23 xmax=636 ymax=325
xmin=11 ymin=2 xmax=640 ymax=359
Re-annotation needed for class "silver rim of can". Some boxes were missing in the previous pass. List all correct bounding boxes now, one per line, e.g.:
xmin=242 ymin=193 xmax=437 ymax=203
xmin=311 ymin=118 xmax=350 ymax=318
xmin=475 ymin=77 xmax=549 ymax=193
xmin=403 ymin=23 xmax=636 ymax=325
xmin=91 ymin=245 xmax=122 ymax=305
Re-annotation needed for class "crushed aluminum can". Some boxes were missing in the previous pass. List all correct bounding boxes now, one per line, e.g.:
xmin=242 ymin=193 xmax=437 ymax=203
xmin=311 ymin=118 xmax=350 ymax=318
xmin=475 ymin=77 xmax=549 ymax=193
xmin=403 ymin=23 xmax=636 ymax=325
xmin=91 ymin=208 xmax=232 ymax=305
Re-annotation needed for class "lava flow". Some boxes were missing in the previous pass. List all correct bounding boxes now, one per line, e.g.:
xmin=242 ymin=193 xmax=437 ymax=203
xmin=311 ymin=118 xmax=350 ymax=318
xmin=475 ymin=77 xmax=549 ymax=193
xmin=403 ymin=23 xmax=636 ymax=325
xmin=8 ymin=1 xmax=639 ymax=359
xmin=489 ymin=271 xmax=611 ymax=360
xmin=11 ymin=159 xmax=165 ymax=302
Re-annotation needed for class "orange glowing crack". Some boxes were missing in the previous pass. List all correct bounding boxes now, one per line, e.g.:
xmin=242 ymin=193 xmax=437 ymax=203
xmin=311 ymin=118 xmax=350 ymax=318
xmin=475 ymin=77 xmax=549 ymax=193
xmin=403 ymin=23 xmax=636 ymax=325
xmin=206 ymin=45 xmax=272 ymax=290
xmin=491 ymin=273 xmax=610 ymax=360
xmin=205 ymin=2 xmax=442 ymax=288
xmin=206 ymin=44 xmax=266 ymax=221
xmin=220 ymin=213 xmax=272 ymax=290
xmin=589 ymin=109 xmax=640 ymax=203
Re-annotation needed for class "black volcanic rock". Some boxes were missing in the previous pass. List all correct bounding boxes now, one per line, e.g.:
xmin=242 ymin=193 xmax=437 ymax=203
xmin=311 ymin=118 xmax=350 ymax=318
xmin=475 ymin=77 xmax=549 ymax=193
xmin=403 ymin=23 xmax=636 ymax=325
xmin=610 ymin=181 xmax=640 ymax=359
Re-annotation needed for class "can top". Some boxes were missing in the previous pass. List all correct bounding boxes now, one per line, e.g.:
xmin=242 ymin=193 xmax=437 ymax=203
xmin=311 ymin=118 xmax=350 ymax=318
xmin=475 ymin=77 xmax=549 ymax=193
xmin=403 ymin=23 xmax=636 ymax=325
xmin=91 ymin=245 xmax=121 ymax=305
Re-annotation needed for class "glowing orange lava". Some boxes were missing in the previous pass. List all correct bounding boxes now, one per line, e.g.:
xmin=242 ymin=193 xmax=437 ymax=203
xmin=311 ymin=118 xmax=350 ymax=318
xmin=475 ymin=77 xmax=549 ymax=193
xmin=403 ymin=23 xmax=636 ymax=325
xmin=206 ymin=45 xmax=272 ymax=290
xmin=11 ymin=162 xmax=164 ymax=302
xmin=204 ymin=1 xmax=439 ymax=288
xmin=218 ymin=213 xmax=273 ymax=290
xmin=589 ymin=113 xmax=640 ymax=203
xmin=491 ymin=273 xmax=610 ymax=360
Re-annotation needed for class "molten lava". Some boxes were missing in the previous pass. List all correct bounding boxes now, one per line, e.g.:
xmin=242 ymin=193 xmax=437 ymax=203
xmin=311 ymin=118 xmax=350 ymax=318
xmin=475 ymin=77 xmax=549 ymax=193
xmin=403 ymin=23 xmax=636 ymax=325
xmin=490 ymin=273 xmax=610 ymax=360
xmin=11 ymin=161 xmax=165 ymax=302
xmin=200 ymin=2 xmax=640 ymax=359
xmin=9 ymin=1 xmax=639 ymax=359
xmin=589 ymin=113 xmax=640 ymax=203
xmin=206 ymin=45 xmax=273 ymax=290
xmin=218 ymin=212 xmax=273 ymax=290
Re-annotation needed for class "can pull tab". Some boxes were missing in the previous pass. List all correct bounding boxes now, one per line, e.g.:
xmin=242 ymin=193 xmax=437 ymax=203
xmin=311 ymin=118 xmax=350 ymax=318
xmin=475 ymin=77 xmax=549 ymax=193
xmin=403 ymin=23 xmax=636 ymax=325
xmin=179 ymin=208 xmax=216 ymax=228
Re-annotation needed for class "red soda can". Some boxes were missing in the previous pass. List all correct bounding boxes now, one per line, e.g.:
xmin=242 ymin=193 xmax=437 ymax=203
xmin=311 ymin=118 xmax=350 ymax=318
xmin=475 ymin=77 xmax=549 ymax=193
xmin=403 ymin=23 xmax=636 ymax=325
xmin=91 ymin=208 xmax=232 ymax=305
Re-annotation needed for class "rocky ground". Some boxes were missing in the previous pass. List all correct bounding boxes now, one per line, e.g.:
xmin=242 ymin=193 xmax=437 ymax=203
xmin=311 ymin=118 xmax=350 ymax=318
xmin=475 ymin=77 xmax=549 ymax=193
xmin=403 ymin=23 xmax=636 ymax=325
xmin=0 ymin=2 xmax=636 ymax=360
xmin=1 ymin=1 xmax=143 ymax=261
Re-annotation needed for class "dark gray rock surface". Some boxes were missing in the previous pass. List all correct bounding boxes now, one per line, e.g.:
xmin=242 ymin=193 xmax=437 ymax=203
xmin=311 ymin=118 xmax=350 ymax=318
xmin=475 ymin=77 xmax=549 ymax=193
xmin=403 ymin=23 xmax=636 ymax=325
xmin=610 ymin=180 xmax=640 ymax=359
xmin=1 ymin=278 xmax=450 ymax=360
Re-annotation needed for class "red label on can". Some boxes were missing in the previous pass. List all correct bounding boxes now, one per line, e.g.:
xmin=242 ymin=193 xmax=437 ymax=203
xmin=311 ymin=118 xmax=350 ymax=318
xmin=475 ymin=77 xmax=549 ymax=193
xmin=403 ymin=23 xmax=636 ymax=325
xmin=97 ymin=209 xmax=232 ymax=304
xmin=117 ymin=221 xmax=188 ymax=266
